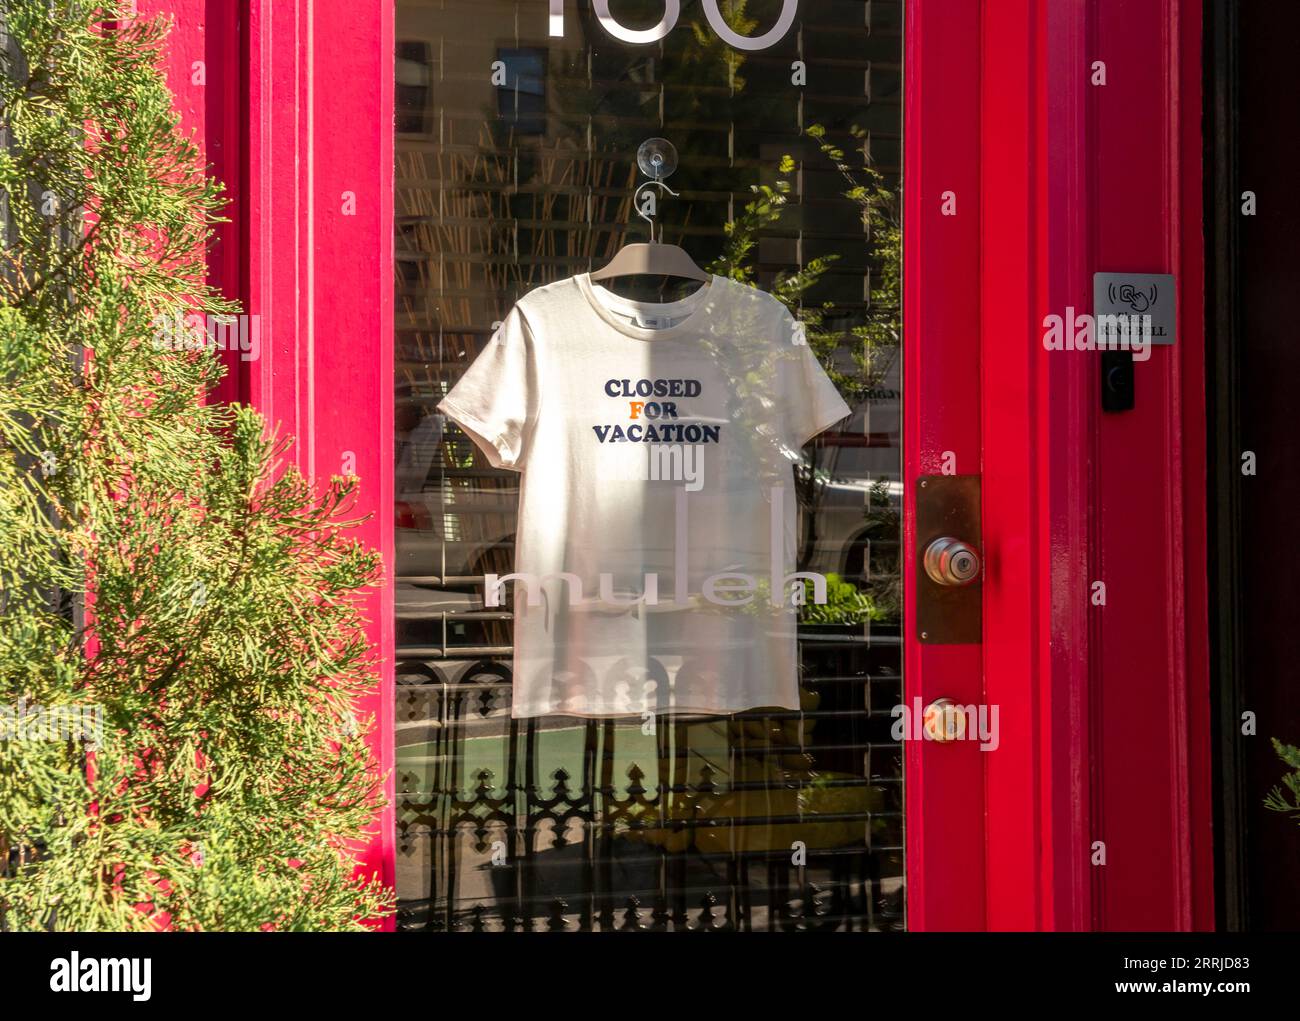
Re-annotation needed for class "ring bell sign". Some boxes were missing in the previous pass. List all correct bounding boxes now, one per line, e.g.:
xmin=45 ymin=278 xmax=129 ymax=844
xmin=549 ymin=0 xmax=799 ymax=50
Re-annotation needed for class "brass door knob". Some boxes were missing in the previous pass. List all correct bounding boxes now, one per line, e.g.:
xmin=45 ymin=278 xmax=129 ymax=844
xmin=923 ymin=537 xmax=981 ymax=586
xmin=922 ymin=698 xmax=967 ymax=742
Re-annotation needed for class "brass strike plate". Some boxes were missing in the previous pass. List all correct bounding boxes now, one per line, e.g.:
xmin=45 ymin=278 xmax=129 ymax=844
xmin=916 ymin=474 xmax=982 ymax=644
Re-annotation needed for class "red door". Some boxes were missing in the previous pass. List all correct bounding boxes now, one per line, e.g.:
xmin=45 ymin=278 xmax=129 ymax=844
xmin=902 ymin=0 xmax=1213 ymax=931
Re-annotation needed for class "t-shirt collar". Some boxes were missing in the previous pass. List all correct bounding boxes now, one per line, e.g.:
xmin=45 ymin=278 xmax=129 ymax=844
xmin=575 ymin=272 xmax=716 ymax=341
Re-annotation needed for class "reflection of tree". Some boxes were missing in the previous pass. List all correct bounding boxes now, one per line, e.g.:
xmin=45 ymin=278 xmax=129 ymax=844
xmin=708 ymin=124 xmax=902 ymax=406
xmin=707 ymin=125 xmax=902 ymax=580
xmin=804 ymin=124 xmax=902 ymax=401
xmin=797 ymin=572 xmax=885 ymax=626
xmin=859 ymin=478 xmax=901 ymax=622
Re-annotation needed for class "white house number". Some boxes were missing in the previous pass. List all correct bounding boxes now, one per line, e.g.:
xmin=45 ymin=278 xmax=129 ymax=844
xmin=549 ymin=0 xmax=799 ymax=51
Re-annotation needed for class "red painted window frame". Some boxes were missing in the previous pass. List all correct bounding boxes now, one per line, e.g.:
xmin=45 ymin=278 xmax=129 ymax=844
xmin=146 ymin=0 xmax=398 ymax=926
xmin=240 ymin=0 xmax=397 ymax=917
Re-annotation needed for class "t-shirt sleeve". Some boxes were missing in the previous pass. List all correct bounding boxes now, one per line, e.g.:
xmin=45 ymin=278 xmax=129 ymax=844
xmin=780 ymin=324 xmax=852 ymax=447
xmin=437 ymin=305 xmax=538 ymax=471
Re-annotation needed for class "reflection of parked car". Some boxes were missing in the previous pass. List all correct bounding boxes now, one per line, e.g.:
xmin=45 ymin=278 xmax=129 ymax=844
xmin=396 ymin=390 xmax=522 ymax=660
xmin=796 ymin=379 xmax=903 ymax=615
xmin=396 ymin=480 xmax=517 ymax=582
xmin=395 ymin=392 xmax=519 ymax=582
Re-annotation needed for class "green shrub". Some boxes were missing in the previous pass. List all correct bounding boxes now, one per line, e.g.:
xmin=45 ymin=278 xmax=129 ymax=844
xmin=0 ymin=0 xmax=391 ymax=930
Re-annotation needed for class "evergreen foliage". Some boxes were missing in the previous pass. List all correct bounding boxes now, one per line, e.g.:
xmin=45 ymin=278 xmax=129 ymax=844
xmin=1265 ymin=739 xmax=1300 ymax=826
xmin=0 ymin=0 xmax=391 ymax=930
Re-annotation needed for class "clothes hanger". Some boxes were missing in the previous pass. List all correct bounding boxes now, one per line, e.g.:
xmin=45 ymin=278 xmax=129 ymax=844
xmin=590 ymin=139 xmax=710 ymax=284
xmin=589 ymin=239 xmax=709 ymax=283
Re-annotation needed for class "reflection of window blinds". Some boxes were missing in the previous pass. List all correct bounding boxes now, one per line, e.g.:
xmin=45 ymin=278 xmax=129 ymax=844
xmin=393 ymin=0 xmax=907 ymax=933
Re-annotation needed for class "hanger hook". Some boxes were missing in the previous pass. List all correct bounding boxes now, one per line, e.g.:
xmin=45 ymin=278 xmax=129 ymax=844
xmin=634 ymin=138 xmax=680 ymax=243
xmin=634 ymin=180 xmax=680 ymax=242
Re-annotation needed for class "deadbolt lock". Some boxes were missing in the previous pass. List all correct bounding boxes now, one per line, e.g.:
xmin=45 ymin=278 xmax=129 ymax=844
xmin=923 ymin=536 xmax=982 ymax=587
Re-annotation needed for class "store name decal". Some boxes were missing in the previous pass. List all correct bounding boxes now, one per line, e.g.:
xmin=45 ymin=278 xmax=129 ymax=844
xmin=548 ymin=0 xmax=799 ymax=52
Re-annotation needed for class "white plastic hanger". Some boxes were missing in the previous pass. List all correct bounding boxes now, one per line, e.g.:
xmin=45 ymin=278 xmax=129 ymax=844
xmin=589 ymin=239 xmax=709 ymax=283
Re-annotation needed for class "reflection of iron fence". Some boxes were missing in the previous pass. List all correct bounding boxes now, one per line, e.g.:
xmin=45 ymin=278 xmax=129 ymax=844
xmin=396 ymin=632 xmax=904 ymax=932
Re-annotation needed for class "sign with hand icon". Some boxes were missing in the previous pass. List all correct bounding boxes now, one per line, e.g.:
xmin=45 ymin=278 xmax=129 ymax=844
xmin=1093 ymin=272 xmax=1177 ymax=345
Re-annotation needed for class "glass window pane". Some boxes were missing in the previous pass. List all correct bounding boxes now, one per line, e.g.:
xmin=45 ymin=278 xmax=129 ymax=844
xmin=395 ymin=0 xmax=903 ymax=933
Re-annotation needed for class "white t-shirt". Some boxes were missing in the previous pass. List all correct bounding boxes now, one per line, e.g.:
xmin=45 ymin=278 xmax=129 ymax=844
xmin=438 ymin=272 xmax=850 ymax=718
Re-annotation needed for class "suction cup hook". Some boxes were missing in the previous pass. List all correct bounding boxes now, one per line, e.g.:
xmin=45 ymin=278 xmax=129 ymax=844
xmin=634 ymin=139 xmax=681 ymax=242
xmin=637 ymin=137 xmax=678 ymax=181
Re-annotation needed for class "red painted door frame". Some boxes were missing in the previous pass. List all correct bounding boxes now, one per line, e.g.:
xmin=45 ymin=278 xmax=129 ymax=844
xmin=1085 ymin=0 xmax=1214 ymax=932
xmin=145 ymin=0 xmax=398 ymax=924
xmin=151 ymin=0 xmax=1211 ymax=931
xmin=905 ymin=0 xmax=1213 ymax=931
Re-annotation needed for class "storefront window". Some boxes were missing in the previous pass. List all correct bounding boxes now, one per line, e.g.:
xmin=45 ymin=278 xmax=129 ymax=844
xmin=394 ymin=0 xmax=903 ymax=932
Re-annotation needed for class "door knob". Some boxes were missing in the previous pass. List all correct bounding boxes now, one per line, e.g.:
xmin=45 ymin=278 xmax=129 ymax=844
xmin=916 ymin=475 xmax=981 ymax=643
xmin=922 ymin=698 xmax=967 ymax=742
xmin=923 ymin=536 xmax=981 ymax=587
